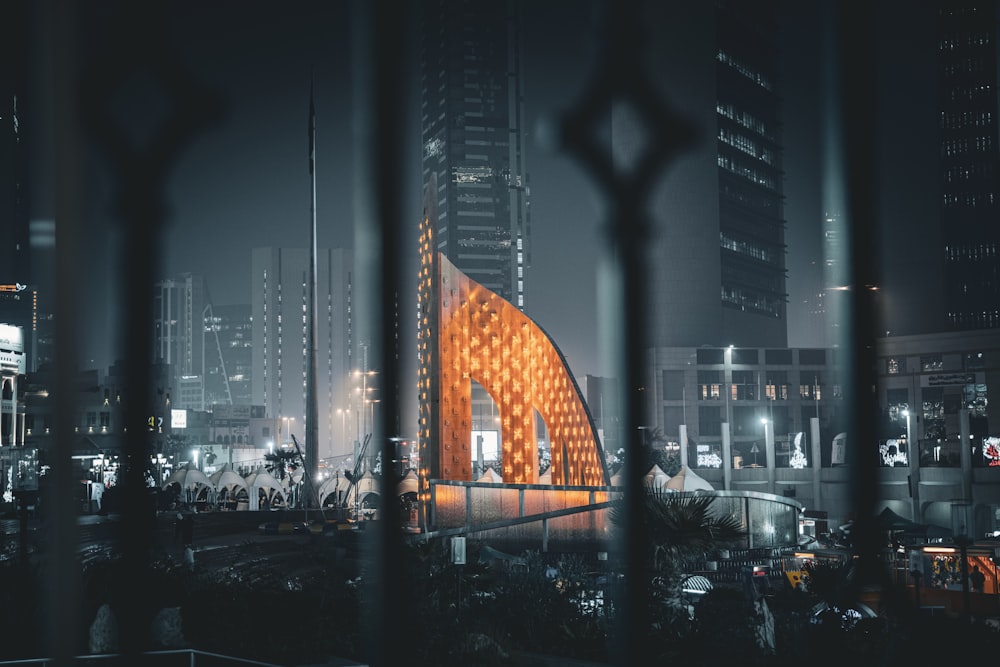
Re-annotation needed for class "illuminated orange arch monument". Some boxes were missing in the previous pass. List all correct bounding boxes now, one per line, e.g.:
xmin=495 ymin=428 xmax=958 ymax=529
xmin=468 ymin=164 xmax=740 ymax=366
xmin=417 ymin=189 xmax=609 ymax=487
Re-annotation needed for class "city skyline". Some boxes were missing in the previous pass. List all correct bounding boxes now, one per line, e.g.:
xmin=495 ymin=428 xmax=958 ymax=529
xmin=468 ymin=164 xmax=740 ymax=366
xmin=8 ymin=1 xmax=945 ymax=384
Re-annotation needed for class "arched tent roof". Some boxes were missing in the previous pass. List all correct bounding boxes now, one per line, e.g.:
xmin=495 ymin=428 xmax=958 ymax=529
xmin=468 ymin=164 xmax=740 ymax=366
xmin=397 ymin=470 xmax=418 ymax=496
xmin=664 ymin=465 xmax=714 ymax=491
xmin=477 ymin=467 xmax=502 ymax=483
xmin=354 ymin=470 xmax=379 ymax=496
xmin=245 ymin=466 xmax=284 ymax=510
xmin=643 ymin=465 xmax=670 ymax=489
xmin=163 ymin=463 xmax=212 ymax=492
xmin=320 ymin=471 xmax=381 ymax=508
xmin=246 ymin=466 xmax=283 ymax=494
xmin=318 ymin=475 xmax=341 ymax=506
xmin=210 ymin=463 xmax=248 ymax=494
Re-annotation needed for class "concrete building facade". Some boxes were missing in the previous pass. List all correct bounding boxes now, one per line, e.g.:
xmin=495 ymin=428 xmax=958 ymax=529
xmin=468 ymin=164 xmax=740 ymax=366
xmin=251 ymin=247 xmax=353 ymax=461
xmin=646 ymin=331 xmax=1000 ymax=538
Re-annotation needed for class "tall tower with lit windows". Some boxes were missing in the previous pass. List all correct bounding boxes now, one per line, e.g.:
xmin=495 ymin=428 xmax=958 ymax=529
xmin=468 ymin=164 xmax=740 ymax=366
xmin=615 ymin=1 xmax=787 ymax=348
xmin=937 ymin=2 xmax=1000 ymax=331
xmin=251 ymin=247 xmax=353 ymax=461
xmin=418 ymin=0 xmax=530 ymax=310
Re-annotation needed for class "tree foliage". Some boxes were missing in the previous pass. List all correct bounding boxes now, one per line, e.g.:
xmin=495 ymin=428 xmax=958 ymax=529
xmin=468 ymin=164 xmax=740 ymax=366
xmin=607 ymin=489 xmax=747 ymax=570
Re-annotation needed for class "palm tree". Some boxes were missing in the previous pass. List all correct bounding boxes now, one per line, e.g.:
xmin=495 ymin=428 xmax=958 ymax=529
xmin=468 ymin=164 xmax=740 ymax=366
xmin=607 ymin=489 xmax=749 ymax=636
xmin=608 ymin=489 xmax=747 ymax=572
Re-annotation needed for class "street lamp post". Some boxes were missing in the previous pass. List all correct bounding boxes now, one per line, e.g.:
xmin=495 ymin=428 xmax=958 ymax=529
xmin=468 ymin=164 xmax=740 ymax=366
xmin=280 ymin=416 xmax=295 ymax=447
xmin=352 ymin=369 xmax=378 ymax=442
xmin=761 ymin=417 xmax=776 ymax=492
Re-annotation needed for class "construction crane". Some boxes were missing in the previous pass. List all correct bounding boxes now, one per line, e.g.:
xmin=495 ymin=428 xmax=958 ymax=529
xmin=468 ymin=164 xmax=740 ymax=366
xmin=202 ymin=302 xmax=233 ymax=406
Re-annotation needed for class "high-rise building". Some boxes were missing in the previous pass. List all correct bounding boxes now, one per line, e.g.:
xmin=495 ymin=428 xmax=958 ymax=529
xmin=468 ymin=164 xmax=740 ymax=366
xmin=152 ymin=273 xmax=208 ymax=410
xmin=419 ymin=0 xmax=530 ymax=309
xmin=938 ymin=2 xmax=1000 ymax=331
xmin=203 ymin=303 xmax=253 ymax=408
xmin=0 ymin=3 xmax=41 ymax=373
xmin=0 ymin=1 xmax=29 ymax=289
xmin=251 ymin=247 xmax=353 ymax=460
xmin=618 ymin=1 xmax=786 ymax=348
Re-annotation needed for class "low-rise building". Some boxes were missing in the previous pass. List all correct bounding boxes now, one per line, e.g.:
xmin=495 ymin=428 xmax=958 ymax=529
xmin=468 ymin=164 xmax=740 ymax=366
xmin=646 ymin=330 xmax=999 ymax=537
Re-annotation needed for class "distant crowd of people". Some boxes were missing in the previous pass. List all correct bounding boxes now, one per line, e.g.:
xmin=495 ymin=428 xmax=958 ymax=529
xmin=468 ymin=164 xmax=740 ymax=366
xmin=925 ymin=556 xmax=989 ymax=592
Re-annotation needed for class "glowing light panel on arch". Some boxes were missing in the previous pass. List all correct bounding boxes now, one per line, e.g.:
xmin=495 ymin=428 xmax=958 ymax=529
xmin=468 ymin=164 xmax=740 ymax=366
xmin=417 ymin=210 xmax=608 ymax=486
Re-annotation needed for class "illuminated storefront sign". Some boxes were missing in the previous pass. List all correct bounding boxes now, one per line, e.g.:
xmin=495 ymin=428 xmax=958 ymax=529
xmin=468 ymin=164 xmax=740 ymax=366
xmin=923 ymin=373 xmax=975 ymax=387
xmin=696 ymin=444 xmax=722 ymax=468
xmin=878 ymin=438 xmax=908 ymax=467
xmin=983 ymin=436 xmax=1000 ymax=467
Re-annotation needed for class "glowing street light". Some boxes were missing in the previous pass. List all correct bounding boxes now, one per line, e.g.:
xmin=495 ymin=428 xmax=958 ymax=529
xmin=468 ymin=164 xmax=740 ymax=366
xmin=352 ymin=369 xmax=378 ymax=441
xmin=759 ymin=417 xmax=773 ymax=468
xmin=280 ymin=416 xmax=295 ymax=446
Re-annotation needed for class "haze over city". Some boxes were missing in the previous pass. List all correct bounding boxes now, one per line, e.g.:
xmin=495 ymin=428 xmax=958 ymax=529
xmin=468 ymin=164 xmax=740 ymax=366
xmin=60 ymin=0 xmax=940 ymax=383
xmin=4 ymin=2 xmax=1000 ymax=666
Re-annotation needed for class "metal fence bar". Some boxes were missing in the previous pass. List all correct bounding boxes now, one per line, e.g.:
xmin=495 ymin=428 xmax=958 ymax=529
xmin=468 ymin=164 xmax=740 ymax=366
xmin=17 ymin=1 xmax=899 ymax=663
xmin=36 ymin=1 xmax=83 ymax=664
xmin=363 ymin=2 xmax=412 ymax=665
xmin=836 ymin=0 xmax=889 ymax=606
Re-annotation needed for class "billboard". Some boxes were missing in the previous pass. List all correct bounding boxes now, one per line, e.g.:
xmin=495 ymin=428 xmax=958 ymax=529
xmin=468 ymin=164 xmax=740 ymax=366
xmin=983 ymin=436 xmax=1000 ymax=467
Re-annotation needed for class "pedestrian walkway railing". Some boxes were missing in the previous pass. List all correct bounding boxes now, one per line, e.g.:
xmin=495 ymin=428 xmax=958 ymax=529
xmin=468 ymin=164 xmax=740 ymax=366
xmin=0 ymin=648 xmax=305 ymax=667
xmin=17 ymin=1 xmax=887 ymax=666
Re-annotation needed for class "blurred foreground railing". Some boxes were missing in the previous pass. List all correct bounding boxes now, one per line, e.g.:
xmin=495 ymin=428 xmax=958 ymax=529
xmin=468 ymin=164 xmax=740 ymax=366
xmin=24 ymin=0 xmax=885 ymax=665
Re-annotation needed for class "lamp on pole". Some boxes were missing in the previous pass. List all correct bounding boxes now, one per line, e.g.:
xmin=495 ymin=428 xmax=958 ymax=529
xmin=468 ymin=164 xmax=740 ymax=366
xmin=353 ymin=369 xmax=378 ymax=440
xmin=280 ymin=416 xmax=295 ymax=447
xmin=759 ymin=417 xmax=772 ymax=466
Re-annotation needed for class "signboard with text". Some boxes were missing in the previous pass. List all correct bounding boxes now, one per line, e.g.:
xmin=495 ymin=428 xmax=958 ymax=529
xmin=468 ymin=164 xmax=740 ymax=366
xmin=922 ymin=373 xmax=976 ymax=387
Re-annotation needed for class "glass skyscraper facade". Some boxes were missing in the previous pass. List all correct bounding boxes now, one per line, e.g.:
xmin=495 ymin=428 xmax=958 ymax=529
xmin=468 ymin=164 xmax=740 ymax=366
xmin=419 ymin=0 xmax=530 ymax=308
xmin=625 ymin=1 xmax=787 ymax=348
xmin=938 ymin=1 xmax=1000 ymax=330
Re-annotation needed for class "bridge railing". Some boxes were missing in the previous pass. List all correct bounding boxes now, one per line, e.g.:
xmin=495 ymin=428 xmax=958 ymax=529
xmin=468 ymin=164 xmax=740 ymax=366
xmin=425 ymin=481 xmax=803 ymax=554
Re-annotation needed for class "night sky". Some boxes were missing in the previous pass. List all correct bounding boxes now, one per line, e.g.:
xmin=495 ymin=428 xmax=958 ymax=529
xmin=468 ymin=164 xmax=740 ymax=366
xmin=66 ymin=1 xmax=940 ymax=380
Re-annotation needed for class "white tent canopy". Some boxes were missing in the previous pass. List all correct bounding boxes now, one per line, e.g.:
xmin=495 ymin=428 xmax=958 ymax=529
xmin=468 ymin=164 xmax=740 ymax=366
xmin=397 ymin=469 xmax=418 ymax=496
xmin=163 ymin=463 xmax=212 ymax=503
xmin=244 ymin=466 xmax=285 ymax=510
xmin=477 ymin=467 xmax=502 ymax=483
xmin=628 ymin=464 xmax=716 ymax=492
xmin=642 ymin=464 xmax=670 ymax=489
xmin=210 ymin=463 xmax=249 ymax=498
xmin=317 ymin=475 xmax=343 ymax=507
xmin=319 ymin=471 xmax=381 ymax=511
xmin=663 ymin=465 xmax=714 ymax=491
